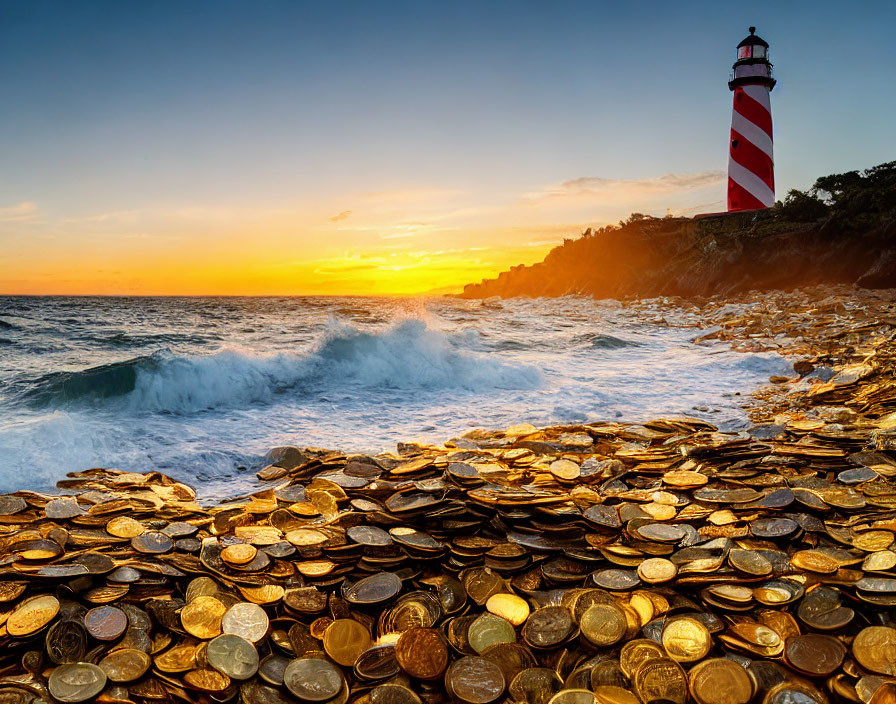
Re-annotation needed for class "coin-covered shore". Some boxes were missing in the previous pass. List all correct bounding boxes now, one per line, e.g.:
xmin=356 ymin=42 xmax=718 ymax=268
xmin=2 ymin=286 xmax=896 ymax=704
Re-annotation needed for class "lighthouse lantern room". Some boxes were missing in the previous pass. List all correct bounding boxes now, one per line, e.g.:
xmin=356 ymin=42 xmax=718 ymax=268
xmin=727 ymin=27 xmax=776 ymax=212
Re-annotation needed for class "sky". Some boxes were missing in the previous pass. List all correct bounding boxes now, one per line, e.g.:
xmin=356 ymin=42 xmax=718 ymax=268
xmin=1 ymin=1 xmax=894 ymax=295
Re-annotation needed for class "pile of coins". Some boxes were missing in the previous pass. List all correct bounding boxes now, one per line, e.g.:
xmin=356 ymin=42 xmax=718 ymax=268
xmin=0 ymin=287 xmax=894 ymax=704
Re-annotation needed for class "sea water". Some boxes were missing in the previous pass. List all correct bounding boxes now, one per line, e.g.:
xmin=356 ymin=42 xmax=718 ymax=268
xmin=0 ymin=295 xmax=789 ymax=500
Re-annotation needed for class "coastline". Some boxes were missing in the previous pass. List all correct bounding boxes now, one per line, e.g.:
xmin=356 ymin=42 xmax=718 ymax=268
xmin=1 ymin=286 xmax=895 ymax=703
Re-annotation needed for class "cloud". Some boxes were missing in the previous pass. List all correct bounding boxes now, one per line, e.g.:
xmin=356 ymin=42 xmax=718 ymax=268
xmin=329 ymin=210 xmax=352 ymax=222
xmin=62 ymin=209 xmax=143 ymax=224
xmin=0 ymin=201 xmax=39 ymax=223
xmin=527 ymin=171 xmax=725 ymax=203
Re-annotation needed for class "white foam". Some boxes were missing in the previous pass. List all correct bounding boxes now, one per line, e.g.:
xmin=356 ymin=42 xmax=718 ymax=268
xmin=128 ymin=318 xmax=544 ymax=413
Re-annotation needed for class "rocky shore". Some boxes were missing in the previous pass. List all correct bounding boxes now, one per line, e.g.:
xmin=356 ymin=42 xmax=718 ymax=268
xmin=0 ymin=287 xmax=895 ymax=703
xmin=459 ymin=162 xmax=896 ymax=300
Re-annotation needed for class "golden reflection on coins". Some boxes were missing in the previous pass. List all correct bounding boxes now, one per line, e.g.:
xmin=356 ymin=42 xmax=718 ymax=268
xmin=181 ymin=595 xmax=227 ymax=639
xmin=323 ymin=618 xmax=372 ymax=667
xmin=688 ymin=658 xmax=753 ymax=704
xmin=661 ymin=617 xmax=711 ymax=663
xmin=7 ymin=594 xmax=60 ymax=636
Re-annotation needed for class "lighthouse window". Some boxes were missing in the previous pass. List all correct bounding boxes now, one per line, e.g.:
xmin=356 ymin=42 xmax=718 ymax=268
xmin=753 ymin=45 xmax=766 ymax=58
xmin=738 ymin=46 xmax=752 ymax=59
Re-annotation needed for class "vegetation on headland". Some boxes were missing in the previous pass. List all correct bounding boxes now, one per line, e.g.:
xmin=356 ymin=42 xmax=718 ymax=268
xmin=459 ymin=161 xmax=896 ymax=299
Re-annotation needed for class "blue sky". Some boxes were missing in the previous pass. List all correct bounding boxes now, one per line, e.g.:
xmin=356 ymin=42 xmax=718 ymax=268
xmin=1 ymin=0 xmax=893 ymax=293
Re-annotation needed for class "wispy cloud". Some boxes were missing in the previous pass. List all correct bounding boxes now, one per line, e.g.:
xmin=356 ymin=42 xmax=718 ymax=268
xmin=0 ymin=201 xmax=39 ymax=223
xmin=329 ymin=210 xmax=352 ymax=222
xmin=62 ymin=209 xmax=143 ymax=224
xmin=527 ymin=171 xmax=725 ymax=203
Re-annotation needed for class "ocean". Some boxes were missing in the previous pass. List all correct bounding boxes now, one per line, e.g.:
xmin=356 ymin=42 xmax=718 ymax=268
xmin=0 ymin=295 xmax=790 ymax=500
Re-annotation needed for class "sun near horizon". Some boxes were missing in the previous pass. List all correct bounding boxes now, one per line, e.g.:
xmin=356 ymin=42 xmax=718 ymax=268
xmin=2 ymin=2 xmax=893 ymax=296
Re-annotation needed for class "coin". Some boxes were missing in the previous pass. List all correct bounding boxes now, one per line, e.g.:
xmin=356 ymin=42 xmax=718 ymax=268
xmin=395 ymin=627 xmax=449 ymax=680
xmin=222 ymin=602 xmax=270 ymax=643
xmin=784 ymin=633 xmax=846 ymax=676
xmin=637 ymin=557 xmax=677 ymax=583
xmin=468 ymin=613 xmax=516 ymax=654
xmin=283 ymin=657 xmax=345 ymax=702
xmin=7 ymin=594 xmax=60 ymax=636
xmin=131 ymin=530 xmax=174 ymax=553
xmin=522 ymin=606 xmax=575 ymax=649
xmin=84 ymin=605 xmax=128 ymax=641
xmin=853 ymin=626 xmax=896 ymax=675
xmin=580 ymin=603 xmax=627 ymax=647
xmin=661 ymin=617 xmax=711 ymax=663
xmin=48 ymin=662 xmax=107 ymax=703
xmin=323 ymin=618 xmax=372 ymax=667
xmin=184 ymin=668 xmax=231 ymax=692
xmin=343 ymin=571 xmax=403 ymax=605
xmin=106 ymin=516 xmax=144 ymax=538
xmin=347 ymin=525 xmax=392 ymax=546
xmin=633 ymin=658 xmax=688 ymax=704
xmin=221 ymin=543 xmax=258 ymax=565
xmin=688 ymin=658 xmax=753 ymax=704
xmin=181 ymin=595 xmax=227 ymax=639
xmin=508 ymin=668 xmax=563 ymax=704
xmin=547 ymin=690 xmax=597 ymax=704
xmin=485 ymin=593 xmax=530 ymax=626
xmin=45 ymin=620 xmax=88 ymax=664
xmin=207 ymin=633 xmax=260 ymax=680
xmin=619 ymin=638 xmax=666 ymax=678
xmin=593 ymin=686 xmax=639 ymax=704
xmin=98 ymin=648 xmax=151 ymax=683
xmin=446 ymin=655 xmax=506 ymax=704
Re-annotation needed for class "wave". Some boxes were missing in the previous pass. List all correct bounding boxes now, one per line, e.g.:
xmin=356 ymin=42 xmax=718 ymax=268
xmin=24 ymin=319 xmax=543 ymax=413
xmin=575 ymin=332 xmax=640 ymax=349
xmin=0 ymin=319 xmax=16 ymax=330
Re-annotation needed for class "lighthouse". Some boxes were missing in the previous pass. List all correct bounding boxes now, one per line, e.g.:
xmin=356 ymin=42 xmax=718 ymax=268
xmin=727 ymin=27 xmax=776 ymax=211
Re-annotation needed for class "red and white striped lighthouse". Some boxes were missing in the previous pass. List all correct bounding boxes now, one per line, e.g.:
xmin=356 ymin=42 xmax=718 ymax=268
xmin=727 ymin=27 xmax=776 ymax=211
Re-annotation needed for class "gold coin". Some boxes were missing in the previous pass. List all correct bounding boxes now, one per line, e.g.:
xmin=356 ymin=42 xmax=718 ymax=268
xmin=485 ymin=593 xmax=530 ymax=626
xmin=853 ymin=626 xmax=896 ymax=675
xmin=221 ymin=543 xmax=258 ymax=565
xmin=323 ymin=618 xmax=372 ymax=666
xmin=549 ymin=459 xmax=581 ymax=481
xmin=661 ymin=617 xmax=711 ymax=663
xmin=579 ymin=603 xmax=627 ymax=647
xmin=7 ymin=594 xmax=60 ymax=636
xmin=233 ymin=525 xmax=282 ymax=545
xmin=284 ymin=528 xmax=329 ymax=547
xmin=184 ymin=668 xmax=231 ymax=692
xmin=791 ymin=550 xmax=840 ymax=573
xmin=688 ymin=658 xmax=753 ymax=704
xmin=637 ymin=558 xmax=677 ymax=584
xmin=593 ymin=686 xmax=639 ymax=704
xmin=619 ymin=639 xmax=666 ymax=678
xmin=181 ymin=595 xmax=227 ymax=639
xmin=238 ymin=584 xmax=285 ymax=604
xmin=106 ymin=516 xmax=145 ymax=538
xmin=297 ymin=559 xmax=336 ymax=578
xmin=633 ymin=658 xmax=688 ymax=704
xmin=853 ymin=530 xmax=894 ymax=552
xmin=98 ymin=648 xmax=151 ymax=683
xmin=395 ymin=627 xmax=449 ymax=680
xmin=662 ymin=470 xmax=708 ymax=488
xmin=154 ymin=644 xmax=198 ymax=673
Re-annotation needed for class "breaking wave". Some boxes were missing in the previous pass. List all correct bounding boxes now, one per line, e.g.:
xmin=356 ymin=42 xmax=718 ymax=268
xmin=24 ymin=319 xmax=543 ymax=413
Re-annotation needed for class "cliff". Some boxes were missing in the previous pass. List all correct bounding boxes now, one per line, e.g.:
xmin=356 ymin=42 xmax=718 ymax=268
xmin=459 ymin=161 xmax=896 ymax=299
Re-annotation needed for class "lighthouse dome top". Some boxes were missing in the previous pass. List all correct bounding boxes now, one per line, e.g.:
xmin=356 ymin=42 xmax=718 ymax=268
xmin=737 ymin=27 xmax=770 ymax=49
